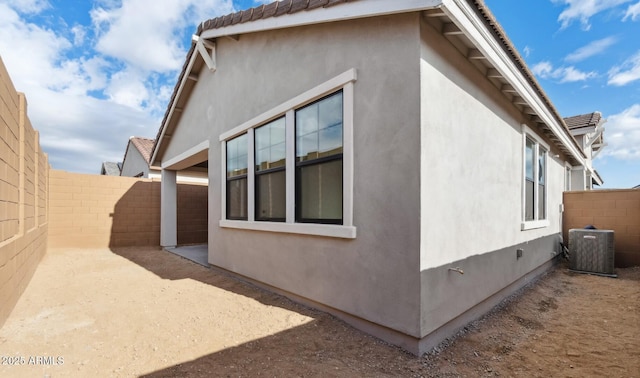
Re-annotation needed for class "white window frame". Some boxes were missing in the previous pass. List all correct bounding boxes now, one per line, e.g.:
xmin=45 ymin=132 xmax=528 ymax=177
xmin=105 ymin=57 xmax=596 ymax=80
xmin=521 ymin=125 xmax=550 ymax=231
xmin=219 ymin=69 xmax=357 ymax=239
xmin=564 ymin=162 xmax=572 ymax=192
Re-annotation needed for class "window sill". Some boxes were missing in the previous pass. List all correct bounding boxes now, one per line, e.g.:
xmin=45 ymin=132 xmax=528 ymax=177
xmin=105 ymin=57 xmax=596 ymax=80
xmin=521 ymin=220 xmax=549 ymax=231
xmin=219 ymin=220 xmax=357 ymax=239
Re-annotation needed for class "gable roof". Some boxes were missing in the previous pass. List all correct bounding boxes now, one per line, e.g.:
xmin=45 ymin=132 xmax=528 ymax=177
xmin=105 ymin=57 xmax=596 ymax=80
xmin=150 ymin=0 xmax=587 ymax=167
xmin=564 ymin=112 xmax=603 ymax=131
xmin=126 ymin=136 xmax=155 ymax=164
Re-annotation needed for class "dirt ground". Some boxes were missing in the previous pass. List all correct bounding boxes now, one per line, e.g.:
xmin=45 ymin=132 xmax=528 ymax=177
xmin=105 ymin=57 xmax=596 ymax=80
xmin=0 ymin=247 xmax=638 ymax=377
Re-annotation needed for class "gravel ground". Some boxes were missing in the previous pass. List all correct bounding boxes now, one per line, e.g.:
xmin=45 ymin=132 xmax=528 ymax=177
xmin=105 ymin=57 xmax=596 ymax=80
xmin=0 ymin=246 xmax=638 ymax=377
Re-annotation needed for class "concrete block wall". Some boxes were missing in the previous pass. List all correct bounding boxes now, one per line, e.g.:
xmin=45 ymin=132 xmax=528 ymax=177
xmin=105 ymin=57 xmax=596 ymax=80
xmin=563 ymin=189 xmax=640 ymax=267
xmin=177 ymin=182 xmax=208 ymax=245
xmin=48 ymin=170 xmax=207 ymax=248
xmin=0 ymin=57 xmax=49 ymax=327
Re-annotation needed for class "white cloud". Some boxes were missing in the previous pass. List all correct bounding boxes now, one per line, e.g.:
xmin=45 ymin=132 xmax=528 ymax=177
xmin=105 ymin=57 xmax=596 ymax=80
xmin=91 ymin=0 xmax=234 ymax=72
xmin=602 ymin=104 xmax=640 ymax=160
xmin=608 ymin=51 xmax=640 ymax=86
xmin=565 ymin=36 xmax=617 ymax=62
xmin=523 ymin=46 xmax=532 ymax=58
xmin=0 ymin=0 xmax=237 ymax=173
xmin=70 ymin=24 xmax=86 ymax=46
xmin=532 ymin=61 xmax=597 ymax=82
xmin=552 ymin=0 xmax=632 ymax=30
xmin=3 ymin=0 xmax=50 ymax=13
xmin=623 ymin=1 xmax=640 ymax=20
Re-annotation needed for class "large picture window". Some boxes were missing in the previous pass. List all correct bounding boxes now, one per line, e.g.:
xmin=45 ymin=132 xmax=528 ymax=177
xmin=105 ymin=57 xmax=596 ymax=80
xmin=522 ymin=127 xmax=548 ymax=229
xmin=219 ymin=69 xmax=356 ymax=238
xmin=295 ymin=91 xmax=343 ymax=224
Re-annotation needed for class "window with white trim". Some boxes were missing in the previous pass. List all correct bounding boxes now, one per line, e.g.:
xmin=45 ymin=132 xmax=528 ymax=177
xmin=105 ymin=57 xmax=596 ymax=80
xmin=295 ymin=91 xmax=343 ymax=224
xmin=226 ymin=133 xmax=248 ymax=220
xmin=255 ymin=117 xmax=286 ymax=221
xmin=522 ymin=127 xmax=548 ymax=229
xmin=219 ymin=69 xmax=356 ymax=239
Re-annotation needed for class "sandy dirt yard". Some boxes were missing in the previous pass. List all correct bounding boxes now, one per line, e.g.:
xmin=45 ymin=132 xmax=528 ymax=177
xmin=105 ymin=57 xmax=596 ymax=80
xmin=0 ymin=247 xmax=638 ymax=377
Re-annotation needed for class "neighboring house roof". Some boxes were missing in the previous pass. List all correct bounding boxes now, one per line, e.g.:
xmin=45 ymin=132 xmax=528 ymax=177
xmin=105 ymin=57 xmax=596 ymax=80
xmin=564 ymin=112 xmax=603 ymax=131
xmin=120 ymin=136 xmax=156 ymax=177
xmin=101 ymin=161 xmax=122 ymax=176
xmin=128 ymin=136 xmax=155 ymax=164
xmin=633 ymin=184 xmax=640 ymax=189
xmin=563 ymin=112 xmax=606 ymax=162
xmin=150 ymin=0 xmax=587 ymax=167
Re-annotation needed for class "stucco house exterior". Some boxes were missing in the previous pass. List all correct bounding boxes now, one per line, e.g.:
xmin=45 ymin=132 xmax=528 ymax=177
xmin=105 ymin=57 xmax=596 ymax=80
xmin=149 ymin=0 xmax=603 ymax=355
xmin=564 ymin=112 xmax=606 ymax=190
xmin=121 ymin=136 xmax=208 ymax=183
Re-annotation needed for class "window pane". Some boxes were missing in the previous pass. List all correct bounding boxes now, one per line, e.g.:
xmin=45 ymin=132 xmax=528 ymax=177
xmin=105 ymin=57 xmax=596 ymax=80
xmin=297 ymin=132 xmax=318 ymax=162
xmin=296 ymin=103 xmax=318 ymax=137
xmin=319 ymin=91 xmax=343 ymax=130
xmin=255 ymin=117 xmax=286 ymax=171
xmin=296 ymin=91 xmax=343 ymax=162
xmin=227 ymin=178 xmax=247 ymax=220
xmin=256 ymin=170 xmax=286 ymax=221
xmin=227 ymin=134 xmax=247 ymax=178
xmin=319 ymin=124 xmax=343 ymax=157
xmin=297 ymin=159 xmax=343 ymax=223
xmin=538 ymin=183 xmax=545 ymax=220
xmin=525 ymin=179 xmax=534 ymax=221
xmin=538 ymin=148 xmax=546 ymax=185
xmin=525 ymin=138 xmax=534 ymax=180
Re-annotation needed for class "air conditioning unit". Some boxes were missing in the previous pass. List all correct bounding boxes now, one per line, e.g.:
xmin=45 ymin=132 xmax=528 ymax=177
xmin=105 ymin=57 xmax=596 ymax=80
xmin=568 ymin=229 xmax=616 ymax=277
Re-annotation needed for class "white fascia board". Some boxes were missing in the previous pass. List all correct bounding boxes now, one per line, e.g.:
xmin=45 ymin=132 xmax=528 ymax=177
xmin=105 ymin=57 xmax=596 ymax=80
xmin=150 ymin=46 xmax=200 ymax=166
xmin=569 ymin=125 xmax=596 ymax=136
xmin=200 ymin=0 xmax=443 ymax=39
xmin=441 ymin=0 xmax=586 ymax=166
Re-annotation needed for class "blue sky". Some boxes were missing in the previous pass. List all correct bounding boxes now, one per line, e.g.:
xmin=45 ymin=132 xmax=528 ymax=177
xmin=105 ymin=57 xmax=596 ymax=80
xmin=1 ymin=0 xmax=639 ymax=188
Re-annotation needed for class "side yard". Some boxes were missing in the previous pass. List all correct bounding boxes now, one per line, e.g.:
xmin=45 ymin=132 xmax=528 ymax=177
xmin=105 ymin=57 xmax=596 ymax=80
xmin=0 ymin=247 xmax=638 ymax=377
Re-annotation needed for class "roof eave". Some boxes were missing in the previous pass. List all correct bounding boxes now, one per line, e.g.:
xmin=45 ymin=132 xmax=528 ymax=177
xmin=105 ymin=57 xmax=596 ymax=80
xmin=440 ymin=0 xmax=586 ymax=165
xmin=199 ymin=0 xmax=444 ymax=40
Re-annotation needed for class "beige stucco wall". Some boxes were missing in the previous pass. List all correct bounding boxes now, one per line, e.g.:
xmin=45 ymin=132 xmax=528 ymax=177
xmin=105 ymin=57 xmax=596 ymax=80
xmin=417 ymin=17 xmax=567 ymax=340
xmin=161 ymin=13 xmax=424 ymax=338
xmin=0 ymin=57 xmax=49 ymax=327
xmin=48 ymin=170 xmax=207 ymax=248
xmin=157 ymin=11 xmax=576 ymax=352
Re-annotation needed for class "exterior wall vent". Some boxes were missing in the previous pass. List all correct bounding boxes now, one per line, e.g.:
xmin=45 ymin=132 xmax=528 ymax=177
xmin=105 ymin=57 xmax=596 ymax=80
xmin=568 ymin=229 xmax=616 ymax=277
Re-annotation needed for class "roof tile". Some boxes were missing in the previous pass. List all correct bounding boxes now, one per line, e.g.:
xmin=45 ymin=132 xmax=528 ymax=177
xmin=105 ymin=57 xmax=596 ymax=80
xmin=308 ymin=0 xmax=329 ymax=10
xmin=275 ymin=0 xmax=292 ymax=16
xmin=251 ymin=5 xmax=265 ymax=21
xmin=240 ymin=8 xmax=254 ymax=23
xmin=232 ymin=10 xmax=243 ymax=24
xmin=262 ymin=2 xmax=279 ymax=18
xmin=290 ymin=0 xmax=310 ymax=13
xmin=222 ymin=13 xmax=234 ymax=26
xmin=564 ymin=112 xmax=602 ymax=130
